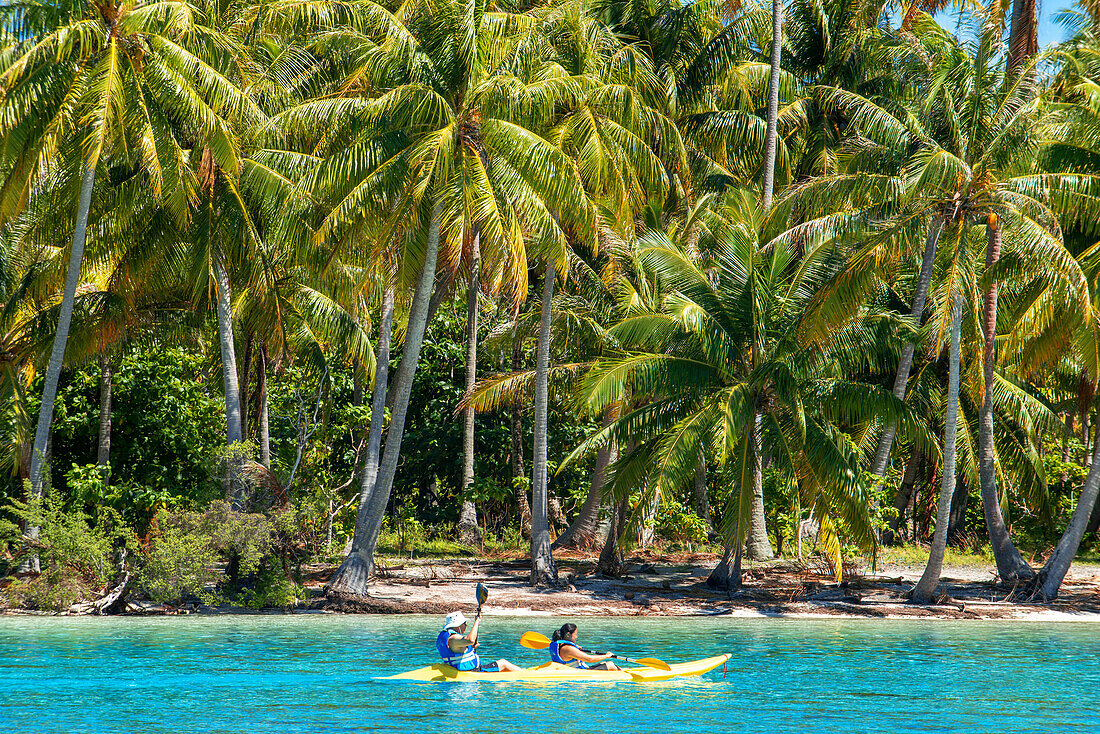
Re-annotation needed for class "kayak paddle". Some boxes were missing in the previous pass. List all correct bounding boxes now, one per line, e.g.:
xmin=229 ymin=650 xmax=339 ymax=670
xmin=519 ymin=631 xmax=672 ymax=671
xmin=476 ymin=582 xmax=488 ymax=616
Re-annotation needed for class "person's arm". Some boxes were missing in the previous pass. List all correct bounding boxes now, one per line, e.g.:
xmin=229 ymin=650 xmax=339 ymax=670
xmin=559 ymin=645 xmax=612 ymax=664
xmin=448 ymin=615 xmax=481 ymax=652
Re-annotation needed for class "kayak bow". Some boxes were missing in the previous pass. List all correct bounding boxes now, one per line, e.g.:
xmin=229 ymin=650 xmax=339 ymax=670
xmin=380 ymin=654 xmax=730 ymax=683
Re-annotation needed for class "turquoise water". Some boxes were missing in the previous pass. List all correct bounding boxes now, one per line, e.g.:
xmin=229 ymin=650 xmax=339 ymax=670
xmin=2 ymin=614 xmax=1098 ymax=732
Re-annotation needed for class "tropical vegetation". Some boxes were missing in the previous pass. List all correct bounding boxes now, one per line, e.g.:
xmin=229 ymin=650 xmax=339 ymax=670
xmin=3 ymin=0 xmax=1100 ymax=609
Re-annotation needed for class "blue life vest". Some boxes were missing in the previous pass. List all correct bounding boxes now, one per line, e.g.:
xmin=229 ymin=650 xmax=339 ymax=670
xmin=550 ymin=639 xmax=589 ymax=669
xmin=437 ymin=628 xmax=480 ymax=671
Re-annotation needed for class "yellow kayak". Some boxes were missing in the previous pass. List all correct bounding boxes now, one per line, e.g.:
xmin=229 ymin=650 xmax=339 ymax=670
xmin=381 ymin=654 xmax=730 ymax=683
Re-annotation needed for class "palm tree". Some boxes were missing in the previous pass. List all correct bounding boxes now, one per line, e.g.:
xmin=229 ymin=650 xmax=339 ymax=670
xmin=530 ymin=261 xmax=559 ymax=583
xmin=464 ymin=250 xmax=623 ymax=551
xmin=298 ymin=0 xmax=593 ymax=594
xmin=0 ymin=0 xmax=247 ymax=565
xmin=10 ymin=184 xmax=198 ymax=483
xmin=787 ymin=22 xmax=1088 ymax=586
xmin=1000 ymin=51 xmax=1100 ymax=598
xmin=1008 ymin=0 xmax=1039 ymax=71
xmin=564 ymin=191 xmax=929 ymax=589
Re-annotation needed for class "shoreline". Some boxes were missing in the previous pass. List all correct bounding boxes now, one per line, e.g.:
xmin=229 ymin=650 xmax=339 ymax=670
xmin=6 ymin=553 xmax=1099 ymax=621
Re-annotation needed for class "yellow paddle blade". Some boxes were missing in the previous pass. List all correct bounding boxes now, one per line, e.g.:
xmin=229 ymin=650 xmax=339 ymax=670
xmin=634 ymin=657 xmax=672 ymax=671
xmin=520 ymin=631 xmax=551 ymax=649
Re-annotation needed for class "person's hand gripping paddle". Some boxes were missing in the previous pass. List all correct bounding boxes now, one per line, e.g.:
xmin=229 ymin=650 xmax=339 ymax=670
xmin=519 ymin=631 xmax=672 ymax=670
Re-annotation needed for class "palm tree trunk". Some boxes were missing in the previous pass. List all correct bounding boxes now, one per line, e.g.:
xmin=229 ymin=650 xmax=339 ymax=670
xmin=510 ymin=323 xmax=531 ymax=535
xmin=458 ymin=235 xmax=482 ymax=547
xmin=978 ymin=216 xmax=1034 ymax=581
xmin=1007 ymin=0 xmax=1038 ymax=73
xmin=24 ymin=164 xmax=97 ymax=572
xmin=598 ymin=490 xmax=628 ymax=577
xmin=913 ymin=295 xmax=963 ymax=603
xmin=97 ymin=353 xmax=113 ymax=481
xmin=329 ymin=208 xmax=440 ymax=596
xmin=694 ymin=456 xmax=712 ymax=531
xmin=871 ymin=220 xmax=943 ymax=484
xmin=530 ymin=261 xmax=558 ymax=585
xmin=709 ymin=424 xmax=762 ymax=589
xmin=1038 ymin=434 xmax=1100 ymax=599
xmin=239 ymin=336 xmax=252 ymax=442
xmin=761 ymin=0 xmax=783 ymax=208
xmin=707 ymin=540 xmax=743 ymax=591
xmin=331 ymin=280 xmax=395 ymax=593
xmin=258 ymin=346 xmax=271 ymax=468
xmin=362 ymin=285 xmax=394 ymax=498
xmin=746 ymin=414 xmax=773 ymax=560
xmin=214 ymin=254 xmax=245 ymax=507
xmin=554 ymin=407 xmax=615 ymax=550
xmin=885 ymin=447 xmax=922 ymax=544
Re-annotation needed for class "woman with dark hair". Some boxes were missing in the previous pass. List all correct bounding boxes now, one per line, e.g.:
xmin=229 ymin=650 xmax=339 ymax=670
xmin=549 ymin=624 xmax=620 ymax=670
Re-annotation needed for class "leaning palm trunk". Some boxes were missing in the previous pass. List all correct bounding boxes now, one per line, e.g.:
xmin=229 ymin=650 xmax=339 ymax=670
xmin=24 ymin=164 xmax=97 ymax=573
xmin=760 ymin=0 xmax=782 ymax=208
xmin=1038 ymin=436 xmax=1100 ymax=599
xmin=870 ymin=220 xmax=943 ymax=483
xmin=214 ymin=254 xmax=246 ymax=508
xmin=978 ymin=217 xmax=1034 ymax=582
xmin=458 ymin=235 xmax=482 ymax=547
xmin=913 ymin=296 xmax=963 ymax=603
xmin=530 ymin=261 xmax=558 ymax=585
xmin=97 ymin=354 xmax=113 ymax=479
xmin=362 ymin=284 xmax=395 ymax=497
xmin=554 ymin=407 xmax=615 ymax=550
xmin=330 ymin=275 xmax=404 ymax=598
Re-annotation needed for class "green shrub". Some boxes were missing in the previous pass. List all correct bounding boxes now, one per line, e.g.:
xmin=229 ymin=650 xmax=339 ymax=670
xmin=136 ymin=502 xmax=272 ymax=603
xmin=1 ymin=487 xmax=134 ymax=611
xmin=657 ymin=499 xmax=709 ymax=545
xmin=238 ymin=565 xmax=307 ymax=609
xmin=137 ymin=511 xmax=219 ymax=604
xmin=45 ymin=347 xmax=225 ymax=524
xmin=201 ymin=500 xmax=271 ymax=577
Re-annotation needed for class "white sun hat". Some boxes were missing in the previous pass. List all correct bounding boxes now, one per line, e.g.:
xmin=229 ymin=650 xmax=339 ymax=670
xmin=443 ymin=611 xmax=468 ymax=630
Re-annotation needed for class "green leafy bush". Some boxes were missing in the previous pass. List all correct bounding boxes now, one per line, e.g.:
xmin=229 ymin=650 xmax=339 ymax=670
xmin=657 ymin=499 xmax=709 ymax=545
xmin=44 ymin=347 xmax=225 ymax=526
xmin=136 ymin=502 xmax=272 ymax=604
xmin=137 ymin=511 xmax=219 ymax=604
xmin=1 ymin=487 xmax=134 ymax=611
xmin=201 ymin=500 xmax=271 ymax=578
xmin=238 ymin=565 xmax=307 ymax=609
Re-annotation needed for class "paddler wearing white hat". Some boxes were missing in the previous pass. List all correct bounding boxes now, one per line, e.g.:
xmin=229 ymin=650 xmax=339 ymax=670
xmin=436 ymin=610 xmax=523 ymax=672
